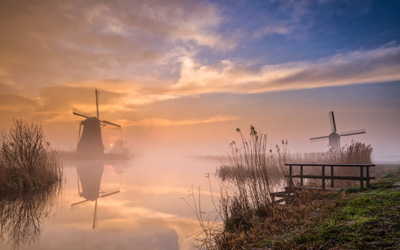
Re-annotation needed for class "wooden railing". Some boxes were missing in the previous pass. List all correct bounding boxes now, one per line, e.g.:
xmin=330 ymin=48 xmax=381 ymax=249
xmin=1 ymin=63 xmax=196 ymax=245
xmin=284 ymin=163 xmax=375 ymax=190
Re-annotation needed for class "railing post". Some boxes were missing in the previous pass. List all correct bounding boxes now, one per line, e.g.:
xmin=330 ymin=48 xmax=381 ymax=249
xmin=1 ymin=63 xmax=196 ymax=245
xmin=331 ymin=165 xmax=334 ymax=188
xmin=300 ymin=165 xmax=303 ymax=186
xmin=360 ymin=166 xmax=364 ymax=189
xmin=322 ymin=165 xmax=325 ymax=190
xmin=366 ymin=166 xmax=370 ymax=187
xmin=289 ymin=164 xmax=293 ymax=190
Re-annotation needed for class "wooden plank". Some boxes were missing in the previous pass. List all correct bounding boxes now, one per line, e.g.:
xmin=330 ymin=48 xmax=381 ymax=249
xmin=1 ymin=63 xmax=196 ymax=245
xmin=300 ymin=165 xmax=303 ymax=186
xmin=273 ymin=198 xmax=286 ymax=203
xmin=289 ymin=186 xmax=340 ymax=191
xmin=270 ymin=191 xmax=294 ymax=197
xmin=285 ymin=175 xmax=375 ymax=180
xmin=360 ymin=166 xmax=364 ymax=189
xmin=285 ymin=163 xmax=375 ymax=167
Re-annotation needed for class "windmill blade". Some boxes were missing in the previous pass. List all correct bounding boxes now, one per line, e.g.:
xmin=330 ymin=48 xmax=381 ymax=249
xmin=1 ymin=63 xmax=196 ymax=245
xmin=101 ymin=120 xmax=121 ymax=128
xmin=72 ymin=108 xmax=93 ymax=119
xmin=329 ymin=111 xmax=337 ymax=133
xmin=95 ymin=89 xmax=99 ymax=119
xmin=71 ymin=199 xmax=90 ymax=207
xmin=340 ymin=129 xmax=366 ymax=137
xmin=310 ymin=135 xmax=329 ymax=141
xmin=99 ymin=190 xmax=120 ymax=198
xmin=77 ymin=172 xmax=81 ymax=195
xmin=93 ymin=199 xmax=98 ymax=229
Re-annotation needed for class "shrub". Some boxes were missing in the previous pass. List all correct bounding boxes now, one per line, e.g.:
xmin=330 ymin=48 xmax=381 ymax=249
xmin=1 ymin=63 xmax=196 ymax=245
xmin=0 ymin=119 xmax=62 ymax=193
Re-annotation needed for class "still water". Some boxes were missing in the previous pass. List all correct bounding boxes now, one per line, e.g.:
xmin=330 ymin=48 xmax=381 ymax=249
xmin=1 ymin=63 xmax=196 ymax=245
xmin=0 ymin=153 xmax=220 ymax=250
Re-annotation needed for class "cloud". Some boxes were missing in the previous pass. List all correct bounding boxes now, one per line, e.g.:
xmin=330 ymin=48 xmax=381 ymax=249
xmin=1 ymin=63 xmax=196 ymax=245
xmin=116 ymin=114 xmax=238 ymax=127
xmin=0 ymin=0 xmax=230 ymax=95
xmin=0 ymin=94 xmax=40 ymax=111
xmin=254 ymin=23 xmax=292 ymax=38
xmin=169 ymin=46 xmax=400 ymax=95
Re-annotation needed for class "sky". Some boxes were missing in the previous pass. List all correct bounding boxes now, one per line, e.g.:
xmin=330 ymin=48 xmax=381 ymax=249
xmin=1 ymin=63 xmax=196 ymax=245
xmin=0 ymin=0 xmax=399 ymax=161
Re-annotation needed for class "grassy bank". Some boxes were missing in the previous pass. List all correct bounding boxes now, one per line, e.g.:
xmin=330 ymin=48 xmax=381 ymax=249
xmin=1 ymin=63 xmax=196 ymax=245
xmin=0 ymin=119 xmax=62 ymax=193
xmin=201 ymin=165 xmax=400 ymax=250
xmin=259 ymin=168 xmax=400 ymax=250
xmin=195 ymin=126 xmax=398 ymax=249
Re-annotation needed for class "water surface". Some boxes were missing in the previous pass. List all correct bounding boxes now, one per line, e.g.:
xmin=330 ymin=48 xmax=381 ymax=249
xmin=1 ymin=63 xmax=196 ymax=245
xmin=0 ymin=153 xmax=219 ymax=250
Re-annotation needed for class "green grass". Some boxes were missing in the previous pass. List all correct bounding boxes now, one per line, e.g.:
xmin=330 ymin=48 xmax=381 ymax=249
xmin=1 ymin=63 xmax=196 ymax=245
xmin=264 ymin=172 xmax=400 ymax=250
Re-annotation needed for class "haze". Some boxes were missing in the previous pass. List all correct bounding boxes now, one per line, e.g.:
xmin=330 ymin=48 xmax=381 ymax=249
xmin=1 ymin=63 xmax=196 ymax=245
xmin=1 ymin=0 xmax=399 ymax=161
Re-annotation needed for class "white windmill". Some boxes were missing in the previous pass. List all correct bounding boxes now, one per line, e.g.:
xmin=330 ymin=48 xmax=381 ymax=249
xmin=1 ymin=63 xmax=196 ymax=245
xmin=310 ymin=111 xmax=366 ymax=150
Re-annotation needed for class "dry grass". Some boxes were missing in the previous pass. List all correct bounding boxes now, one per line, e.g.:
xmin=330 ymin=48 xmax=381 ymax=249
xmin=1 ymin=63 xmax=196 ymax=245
xmin=286 ymin=142 xmax=373 ymax=188
xmin=190 ymin=126 xmax=374 ymax=250
xmin=0 ymin=119 xmax=63 ymax=193
xmin=216 ymin=126 xmax=287 ymax=230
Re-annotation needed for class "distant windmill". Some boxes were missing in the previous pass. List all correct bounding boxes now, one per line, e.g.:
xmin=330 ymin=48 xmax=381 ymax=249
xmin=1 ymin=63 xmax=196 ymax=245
xmin=73 ymin=89 xmax=121 ymax=155
xmin=71 ymin=162 xmax=120 ymax=229
xmin=310 ymin=111 xmax=366 ymax=150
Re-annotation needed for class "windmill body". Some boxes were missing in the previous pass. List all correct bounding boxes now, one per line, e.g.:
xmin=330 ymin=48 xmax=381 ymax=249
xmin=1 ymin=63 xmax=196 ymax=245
xmin=77 ymin=117 xmax=104 ymax=155
xmin=76 ymin=162 xmax=104 ymax=201
xmin=310 ymin=111 xmax=366 ymax=150
xmin=328 ymin=132 xmax=340 ymax=149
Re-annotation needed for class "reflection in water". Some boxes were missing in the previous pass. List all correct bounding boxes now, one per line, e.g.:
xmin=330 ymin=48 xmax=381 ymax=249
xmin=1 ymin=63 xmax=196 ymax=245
xmin=71 ymin=161 xmax=121 ymax=229
xmin=0 ymin=185 xmax=60 ymax=249
xmin=0 ymin=156 xmax=216 ymax=250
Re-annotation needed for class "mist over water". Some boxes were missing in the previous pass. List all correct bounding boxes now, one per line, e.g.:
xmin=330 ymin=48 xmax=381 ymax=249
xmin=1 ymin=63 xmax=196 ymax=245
xmin=0 ymin=154 xmax=220 ymax=250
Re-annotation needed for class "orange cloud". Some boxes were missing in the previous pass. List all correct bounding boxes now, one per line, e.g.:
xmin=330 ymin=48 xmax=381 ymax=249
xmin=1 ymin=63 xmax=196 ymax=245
xmin=116 ymin=115 xmax=238 ymax=127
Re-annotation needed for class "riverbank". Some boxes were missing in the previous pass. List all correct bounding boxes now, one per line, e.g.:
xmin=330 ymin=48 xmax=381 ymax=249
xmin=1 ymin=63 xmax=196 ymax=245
xmin=215 ymin=165 xmax=400 ymax=250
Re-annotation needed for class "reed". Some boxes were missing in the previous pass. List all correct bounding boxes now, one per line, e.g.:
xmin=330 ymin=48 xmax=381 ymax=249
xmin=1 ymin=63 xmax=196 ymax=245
xmin=191 ymin=126 xmax=374 ymax=250
xmin=216 ymin=126 xmax=287 ymax=232
xmin=0 ymin=119 xmax=63 ymax=193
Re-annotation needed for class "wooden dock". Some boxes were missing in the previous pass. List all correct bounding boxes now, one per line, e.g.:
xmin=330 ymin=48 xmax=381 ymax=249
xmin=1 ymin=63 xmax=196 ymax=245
xmin=271 ymin=163 xmax=375 ymax=204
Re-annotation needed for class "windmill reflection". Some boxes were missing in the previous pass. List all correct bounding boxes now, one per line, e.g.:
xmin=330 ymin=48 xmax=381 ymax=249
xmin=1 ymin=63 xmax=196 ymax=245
xmin=0 ymin=185 xmax=60 ymax=249
xmin=71 ymin=161 xmax=121 ymax=229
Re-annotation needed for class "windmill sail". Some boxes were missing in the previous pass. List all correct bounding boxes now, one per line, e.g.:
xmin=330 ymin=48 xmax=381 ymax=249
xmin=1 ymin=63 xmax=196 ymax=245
xmin=340 ymin=129 xmax=366 ymax=137
xmin=310 ymin=135 xmax=329 ymax=141
xmin=71 ymin=199 xmax=90 ymax=207
xmin=93 ymin=199 xmax=98 ymax=229
xmin=73 ymin=108 xmax=93 ymax=119
xmin=329 ymin=111 xmax=337 ymax=133
xmin=101 ymin=120 xmax=121 ymax=128
xmin=95 ymin=89 xmax=99 ymax=119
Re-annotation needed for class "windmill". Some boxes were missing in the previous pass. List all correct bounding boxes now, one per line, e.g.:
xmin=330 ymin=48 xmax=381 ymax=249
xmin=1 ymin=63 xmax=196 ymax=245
xmin=73 ymin=89 xmax=121 ymax=155
xmin=310 ymin=111 xmax=366 ymax=150
xmin=71 ymin=162 xmax=120 ymax=229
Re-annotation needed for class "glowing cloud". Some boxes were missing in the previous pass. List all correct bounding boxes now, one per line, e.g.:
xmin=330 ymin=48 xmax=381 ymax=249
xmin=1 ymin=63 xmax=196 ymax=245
xmin=116 ymin=115 xmax=238 ymax=127
xmin=169 ymin=46 xmax=400 ymax=95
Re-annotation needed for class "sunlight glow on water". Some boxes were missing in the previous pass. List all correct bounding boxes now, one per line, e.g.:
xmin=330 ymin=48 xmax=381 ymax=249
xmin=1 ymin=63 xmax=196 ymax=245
xmin=0 ymin=154 xmax=220 ymax=250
